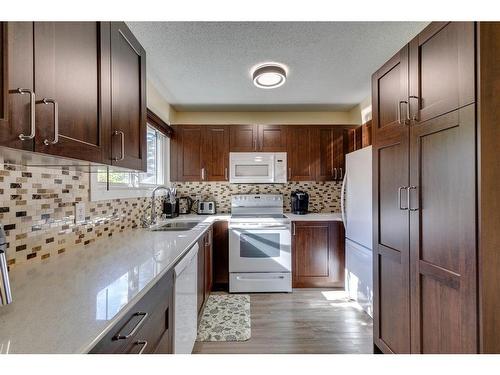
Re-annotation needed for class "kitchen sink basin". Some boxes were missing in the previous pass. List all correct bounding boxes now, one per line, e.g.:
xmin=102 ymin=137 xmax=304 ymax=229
xmin=150 ymin=221 xmax=200 ymax=231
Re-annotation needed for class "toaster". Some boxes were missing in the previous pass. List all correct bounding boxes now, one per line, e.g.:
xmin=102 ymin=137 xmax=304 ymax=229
xmin=197 ymin=201 xmax=216 ymax=215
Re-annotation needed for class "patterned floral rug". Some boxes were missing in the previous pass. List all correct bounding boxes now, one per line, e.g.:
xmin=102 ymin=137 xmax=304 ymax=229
xmin=196 ymin=294 xmax=251 ymax=342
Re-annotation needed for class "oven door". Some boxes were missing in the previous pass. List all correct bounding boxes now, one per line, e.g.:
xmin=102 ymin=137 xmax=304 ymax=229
xmin=229 ymin=225 xmax=291 ymax=273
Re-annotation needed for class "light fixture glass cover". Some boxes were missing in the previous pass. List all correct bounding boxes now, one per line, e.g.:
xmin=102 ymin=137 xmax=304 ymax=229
xmin=252 ymin=63 xmax=287 ymax=89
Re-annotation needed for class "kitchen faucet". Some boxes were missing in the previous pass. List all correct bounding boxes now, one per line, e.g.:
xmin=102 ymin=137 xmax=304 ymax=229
xmin=146 ymin=185 xmax=172 ymax=227
xmin=0 ymin=224 xmax=13 ymax=305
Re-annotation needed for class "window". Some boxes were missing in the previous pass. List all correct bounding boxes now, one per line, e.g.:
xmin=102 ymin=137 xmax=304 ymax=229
xmin=91 ymin=124 xmax=170 ymax=201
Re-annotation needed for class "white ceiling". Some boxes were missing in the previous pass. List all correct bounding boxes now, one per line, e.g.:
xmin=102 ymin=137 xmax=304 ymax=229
xmin=127 ymin=22 xmax=428 ymax=112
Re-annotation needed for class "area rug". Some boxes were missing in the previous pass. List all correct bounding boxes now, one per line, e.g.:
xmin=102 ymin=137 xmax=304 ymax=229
xmin=196 ymin=294 xmax=251 ymax=342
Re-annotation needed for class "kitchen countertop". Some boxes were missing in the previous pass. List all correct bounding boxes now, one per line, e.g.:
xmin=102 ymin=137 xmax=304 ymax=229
xmin=0 ymin=214 xmax=229 ymax=354
xmin=0 ymin=212 xmax=339 ymax=354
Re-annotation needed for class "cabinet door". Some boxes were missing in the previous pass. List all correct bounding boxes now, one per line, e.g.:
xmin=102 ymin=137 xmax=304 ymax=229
xmin=212 ymin=220 xmax=229 ymax=290
xmin=34 ymin=22 xmax=111 ymax=163
xmin=292 ymin=221 xmax=344 ymax=288
xmin=258 ymin=124 xmax=287 ymax=151
xmin=176 ymin=125 xmax=203 ymax=181
xmin=315 ymin=127 xmax=335 ymax=181
xmin=409 ymin=106 xmax=477 ymax=353
xmin=229 ymin=124 xmax=257 ymax=151
xmin=286 ymin=126 xmax=314 ymax=181
xmin=110 ymin=22 xmax=147 ymax=171
xmin=203 ymin=125 xmax=229 ymax=181
xmin=408 ymin=22 xmax=475 ymax=124
xmin=204 ymin=227 xmax=213 ymax=297
xmin=0 ymin=23 xmax=6 ymax=136
xmin=372 ymin=46 xmax=411 ymax=354
xmin=1 ymin=22 xmax=34 ymax=151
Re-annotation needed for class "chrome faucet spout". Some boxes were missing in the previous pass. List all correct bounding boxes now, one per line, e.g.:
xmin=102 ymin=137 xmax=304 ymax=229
xmin=149 ymin=185 xmax=172 ymax=227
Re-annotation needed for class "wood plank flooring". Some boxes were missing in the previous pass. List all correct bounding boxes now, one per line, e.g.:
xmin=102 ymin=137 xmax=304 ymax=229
xmin=193 ymin=289 xmax=373 ymax=354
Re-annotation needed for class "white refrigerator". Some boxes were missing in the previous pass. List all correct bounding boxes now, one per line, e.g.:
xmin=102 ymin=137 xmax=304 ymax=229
xmin=341 ymin=146 xmax=373 ymax=317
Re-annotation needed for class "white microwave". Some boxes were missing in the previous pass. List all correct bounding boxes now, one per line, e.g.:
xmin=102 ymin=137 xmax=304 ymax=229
xmin=229 ymin=152 xmax=287 ymax=184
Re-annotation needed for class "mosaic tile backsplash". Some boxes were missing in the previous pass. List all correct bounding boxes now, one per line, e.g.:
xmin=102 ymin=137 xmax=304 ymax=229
xmin=1 ymin=153 xmax=341 ymax=268
xmin=0 ymin=157 xmax=158 ymax=268
xmin=174 ymin=181 xmax=342 ymax=214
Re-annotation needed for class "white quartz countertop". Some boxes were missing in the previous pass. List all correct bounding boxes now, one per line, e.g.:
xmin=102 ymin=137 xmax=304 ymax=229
xmin=0 ymin=212 xmax=341 ymax=353
xmin=285 ymin=213 xmax=343 ymax=222
xmin=0 ymin=214 xmax=229 ymax=354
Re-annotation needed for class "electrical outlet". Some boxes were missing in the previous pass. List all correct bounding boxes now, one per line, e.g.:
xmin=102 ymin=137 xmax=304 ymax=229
xmin=75 ymin=202 xmax=85 ymax=224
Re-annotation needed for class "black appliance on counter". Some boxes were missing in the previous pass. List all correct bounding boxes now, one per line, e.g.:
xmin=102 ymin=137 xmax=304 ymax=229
xmin=163 ymin=198 xmax=179 ymax=218
xmin=291 ymin=191 xmax=309 ymax=215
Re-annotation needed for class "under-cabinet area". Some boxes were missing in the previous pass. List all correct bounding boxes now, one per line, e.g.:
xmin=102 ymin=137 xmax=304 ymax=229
xmin=1 ymin=19 xmax=500 ymax=358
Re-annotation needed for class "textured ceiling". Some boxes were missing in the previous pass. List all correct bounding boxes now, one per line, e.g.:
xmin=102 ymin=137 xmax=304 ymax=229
xmin=127 ymin=22 xmax=428 ymax=112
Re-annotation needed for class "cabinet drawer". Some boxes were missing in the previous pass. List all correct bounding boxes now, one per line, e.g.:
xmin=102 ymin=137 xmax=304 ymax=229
xmin=90 ymin=269 xmax=174 ymax=354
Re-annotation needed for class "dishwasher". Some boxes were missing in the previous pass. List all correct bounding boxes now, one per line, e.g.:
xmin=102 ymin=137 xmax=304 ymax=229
xmin=173 ymin=243 xmax=198 ymax=354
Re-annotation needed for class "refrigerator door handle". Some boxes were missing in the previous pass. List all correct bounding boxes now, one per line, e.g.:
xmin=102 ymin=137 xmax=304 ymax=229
xmin=341 ymin=170 xmax=347 ymax=228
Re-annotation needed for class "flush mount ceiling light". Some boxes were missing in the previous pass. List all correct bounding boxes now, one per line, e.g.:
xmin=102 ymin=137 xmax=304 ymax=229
xmin=252 ymin=63 xmax=287 ymax=89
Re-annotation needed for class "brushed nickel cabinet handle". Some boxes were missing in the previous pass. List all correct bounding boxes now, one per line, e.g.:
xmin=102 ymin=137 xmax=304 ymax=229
xmin=398 ymin=100 xmax=408 ymax=125
xmin=42 ymin=98 xmax=59 ymax=145
xmin=398 ymin=186 xmax=408 ymax=210
xmin=201 ymin=167 xmax=206 ymax=180
xmin=292 ymin=222 xmax=296 ymax=236
xmin=409 ymin=95 xmax=420 ymax=121
xmin=334 ymin=168 xmax=338 ymax=180
xmin=14 ymin=88 xmax=36 ymax=141
xmin=288 ymin=167 xmax=292 ymax=180
xmin=224 ymin=167 xmax=228 ymax=181
xmin=408 ymin=186 xmax=419 ymax=211
xmin=134 ymin=340 xmax=148 ymax=354
xmin=339 ymin=167 xmax=343 ymax=179
xmin=113 ymin=312 xmax=148 ymax=340
xmin=112 ymin=130 xmax=125 ymax=161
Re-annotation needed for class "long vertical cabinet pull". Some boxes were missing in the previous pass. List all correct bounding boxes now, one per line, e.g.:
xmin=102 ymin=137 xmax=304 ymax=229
xmin=14 ymin=88 xmax=36 ymax=140
xmin=292 ymin=222 xmax=296 ymax=236
xmin=408 ymin=96 xmax=420 ymax=121
xmin=407 ymin=186 xmax=418 ymax=211
xmin=224 ymin=167 xmax=228 ymax=181
xmin=398 ymin=100 xmax=409 ymax=125
xmin=112 ymin=130 xmax=125 ymax=161
xmin=201 ymin=167 xmax=206 ymax=181
xmin=398 ymin=187 xmax=409 ymax=210
xmin=42 ymin=98 xmax=59 ymax=145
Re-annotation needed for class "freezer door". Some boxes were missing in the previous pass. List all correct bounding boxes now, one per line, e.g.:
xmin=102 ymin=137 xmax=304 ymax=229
xmin=345 ymin=239 xmax=373 ymax=317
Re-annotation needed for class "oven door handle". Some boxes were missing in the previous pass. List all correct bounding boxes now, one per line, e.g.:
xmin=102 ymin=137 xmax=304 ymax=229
xmin=230 ymin=225 xmax=290 ymax=230
xmin=235 ymin=275 xmax=286 ymax=281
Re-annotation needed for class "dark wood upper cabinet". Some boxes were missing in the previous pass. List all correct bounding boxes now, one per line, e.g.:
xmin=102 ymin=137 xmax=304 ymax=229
xmin=314 ymin=126 xmax=348 ymax=181
xmin=258 ymin=124 xmax=287 ymax=152
xmin=1 ymin=22 xmax=35 ymax=152
xmin=408 ymin=22 xmax=475 ymax=124
xmin=286 ymin=125 xmax=315 ymax=181
xmin=292 ymin=221 xmax=344 ymax=288
xmin=372 ymin=45 xmax=411 ymax=354
xmin=33 ymin=22 xmax=111 ymax=163
xmin=0 ymin=23 xmax=6 ymax=136
xmin=110 ymin=22 xmax=147 ymax=171
xmin=204 ymin=125 xmax=229 ymax=181
xmin=176 ymin=125 xmax=203 ymax=181
xmin=229 ymin=124 xmax=257 ymax=151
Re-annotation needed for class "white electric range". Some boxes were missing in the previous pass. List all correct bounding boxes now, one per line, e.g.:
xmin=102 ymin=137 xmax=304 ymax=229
xmin=229 ymin=194 xmax=292 ymax=293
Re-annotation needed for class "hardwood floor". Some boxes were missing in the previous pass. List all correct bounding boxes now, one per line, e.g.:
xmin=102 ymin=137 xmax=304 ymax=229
xmin=193 ymin=289 xmax=373 ymax=354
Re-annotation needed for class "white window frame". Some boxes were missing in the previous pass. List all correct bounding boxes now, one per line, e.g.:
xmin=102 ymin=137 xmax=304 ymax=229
xmin=90 ymin=125 xmax=170 ymax=201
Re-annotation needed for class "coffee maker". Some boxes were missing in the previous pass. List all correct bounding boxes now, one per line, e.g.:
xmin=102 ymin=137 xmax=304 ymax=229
xmin=291 ymin=191 xmax=309 ymax=215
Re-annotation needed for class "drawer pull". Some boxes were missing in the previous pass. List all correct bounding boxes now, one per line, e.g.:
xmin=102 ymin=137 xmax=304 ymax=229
xmin=113 ymin=312 xmax=148 ymax=340
xmin=134 ymin=340 xmax=148 ymax=354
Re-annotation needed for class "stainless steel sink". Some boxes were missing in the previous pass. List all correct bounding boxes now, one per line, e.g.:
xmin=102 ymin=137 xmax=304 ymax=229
xmin=150 ymin=221 xmax=200 ymax=231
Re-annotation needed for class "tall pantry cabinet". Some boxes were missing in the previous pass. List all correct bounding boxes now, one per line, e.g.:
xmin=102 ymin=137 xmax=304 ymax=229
xmin=372 ymin=22 xmax=500 ymax=354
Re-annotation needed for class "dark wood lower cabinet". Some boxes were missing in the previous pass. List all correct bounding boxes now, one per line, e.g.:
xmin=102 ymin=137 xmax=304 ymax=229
xmin=90 ymin=269 xmax=174 ymax=354
xmin=197 ymin=226 xmax=213 ymax=317
xmin=212 ymin=220 xmax=229 ymax=291
xmin=292 ymin=221 xmax=345 ymax=288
